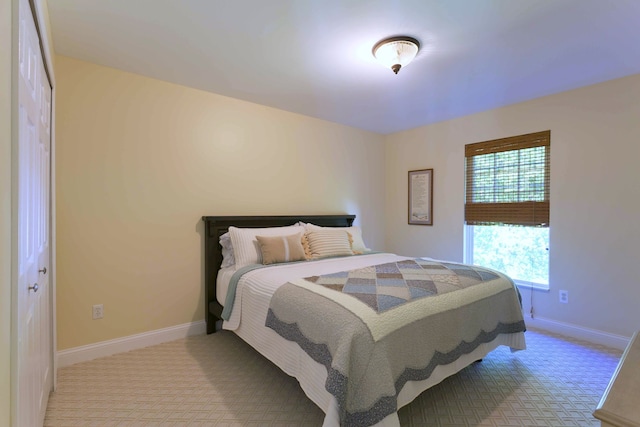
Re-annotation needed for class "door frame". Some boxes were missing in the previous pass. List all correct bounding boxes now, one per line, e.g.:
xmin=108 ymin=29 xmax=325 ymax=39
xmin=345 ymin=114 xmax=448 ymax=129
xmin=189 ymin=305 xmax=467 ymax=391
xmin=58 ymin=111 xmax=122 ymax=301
xmin=10 ymin=0 xmax=57 ymax=424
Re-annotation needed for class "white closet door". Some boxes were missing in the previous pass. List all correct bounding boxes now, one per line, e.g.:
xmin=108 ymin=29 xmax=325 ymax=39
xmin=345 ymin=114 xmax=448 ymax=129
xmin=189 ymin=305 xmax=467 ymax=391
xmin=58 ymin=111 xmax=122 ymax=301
xmin=17 ymin=0 xmax=53 ymax=424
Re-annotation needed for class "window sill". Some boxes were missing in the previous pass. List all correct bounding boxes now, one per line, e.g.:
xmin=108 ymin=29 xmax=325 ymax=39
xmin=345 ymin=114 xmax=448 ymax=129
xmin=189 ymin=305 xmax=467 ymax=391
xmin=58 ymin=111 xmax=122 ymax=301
xmin=514 ymin=281 xmax=550 ymax=292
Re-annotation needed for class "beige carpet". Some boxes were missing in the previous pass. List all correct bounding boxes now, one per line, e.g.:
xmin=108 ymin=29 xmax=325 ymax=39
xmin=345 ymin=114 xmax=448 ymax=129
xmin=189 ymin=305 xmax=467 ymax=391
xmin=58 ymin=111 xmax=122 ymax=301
xmin=45 ymin=328 xmax=621 ymax=426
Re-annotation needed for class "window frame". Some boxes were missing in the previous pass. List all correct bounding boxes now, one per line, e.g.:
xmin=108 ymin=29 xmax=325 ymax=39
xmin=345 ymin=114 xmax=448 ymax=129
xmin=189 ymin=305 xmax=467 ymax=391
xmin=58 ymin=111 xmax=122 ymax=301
xmin=464 ymin=130 xmax=551 ymax=290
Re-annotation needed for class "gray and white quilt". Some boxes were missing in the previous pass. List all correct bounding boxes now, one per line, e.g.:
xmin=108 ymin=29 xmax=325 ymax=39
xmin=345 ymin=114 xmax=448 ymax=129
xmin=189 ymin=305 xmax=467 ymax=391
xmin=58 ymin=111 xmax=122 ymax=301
xmin=265 ymin=258 xmax=526 ymax=427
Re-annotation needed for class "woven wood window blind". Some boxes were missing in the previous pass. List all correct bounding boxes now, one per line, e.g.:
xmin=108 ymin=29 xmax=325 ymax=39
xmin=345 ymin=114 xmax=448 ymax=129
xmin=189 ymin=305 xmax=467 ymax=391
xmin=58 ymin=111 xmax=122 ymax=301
xmin=465 ymin=130 xmax=550 ymax=227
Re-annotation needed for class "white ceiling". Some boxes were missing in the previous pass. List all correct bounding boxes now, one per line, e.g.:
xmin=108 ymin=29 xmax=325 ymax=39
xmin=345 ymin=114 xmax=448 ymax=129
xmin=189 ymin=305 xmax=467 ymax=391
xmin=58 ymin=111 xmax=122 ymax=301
xmin=48 ymin=0 xmax=640 ymax=134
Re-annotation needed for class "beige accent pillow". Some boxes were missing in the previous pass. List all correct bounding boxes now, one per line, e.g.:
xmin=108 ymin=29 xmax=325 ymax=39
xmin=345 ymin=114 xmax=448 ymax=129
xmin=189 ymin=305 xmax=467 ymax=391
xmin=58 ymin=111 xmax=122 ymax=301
xmin=305 ymin=230 xmax=354 ymax=259
xmin=256 ymin=233 xmax=307 ymax=265
xmin=301 ymin=233 xmax=311 ymax=259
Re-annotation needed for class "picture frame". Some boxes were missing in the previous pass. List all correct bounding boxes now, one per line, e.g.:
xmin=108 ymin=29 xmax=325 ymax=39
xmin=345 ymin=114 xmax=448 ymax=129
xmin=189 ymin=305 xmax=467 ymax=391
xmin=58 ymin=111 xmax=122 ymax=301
xmin=408 ymin=169 xmax=433 ymax=225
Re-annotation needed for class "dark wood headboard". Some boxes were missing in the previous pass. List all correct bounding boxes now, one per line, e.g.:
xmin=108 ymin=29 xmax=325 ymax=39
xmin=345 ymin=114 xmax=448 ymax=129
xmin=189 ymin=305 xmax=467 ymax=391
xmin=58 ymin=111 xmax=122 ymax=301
xmin=201 ymin=214 xmax=356 ymax=334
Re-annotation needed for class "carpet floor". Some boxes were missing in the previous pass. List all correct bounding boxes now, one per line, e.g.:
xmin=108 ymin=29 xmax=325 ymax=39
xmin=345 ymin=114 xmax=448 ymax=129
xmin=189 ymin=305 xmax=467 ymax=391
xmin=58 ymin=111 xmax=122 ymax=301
xmin=44 ymin=328 xmax=622 ymax=426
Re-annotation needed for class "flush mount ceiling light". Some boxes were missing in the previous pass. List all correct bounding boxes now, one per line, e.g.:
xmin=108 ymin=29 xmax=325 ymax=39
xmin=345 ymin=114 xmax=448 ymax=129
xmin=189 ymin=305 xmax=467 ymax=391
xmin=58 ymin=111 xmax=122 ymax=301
xmin=372 ymin=36 xmax=420 ymax=74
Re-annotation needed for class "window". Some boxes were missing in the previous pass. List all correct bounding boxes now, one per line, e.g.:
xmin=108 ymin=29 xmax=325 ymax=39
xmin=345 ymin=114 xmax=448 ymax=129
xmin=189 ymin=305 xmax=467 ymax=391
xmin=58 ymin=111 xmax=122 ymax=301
xmin=464 ymin=131 xmax=550 ymax=289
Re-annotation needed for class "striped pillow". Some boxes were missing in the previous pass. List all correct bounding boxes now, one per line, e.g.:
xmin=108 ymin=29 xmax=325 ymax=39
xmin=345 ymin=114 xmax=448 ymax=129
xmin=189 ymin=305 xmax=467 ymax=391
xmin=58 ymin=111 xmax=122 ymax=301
xmin=305 ymin=230 xmax=354 ymax=259
xmin=304 ymin=223 xmax=370 ymax=253
xmin=256 ymin=233 xmax=307 ymax=265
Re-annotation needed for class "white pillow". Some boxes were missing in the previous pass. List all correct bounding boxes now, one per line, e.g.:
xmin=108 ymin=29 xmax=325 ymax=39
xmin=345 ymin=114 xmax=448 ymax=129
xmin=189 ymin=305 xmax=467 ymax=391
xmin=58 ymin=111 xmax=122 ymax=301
xmin=305 ymin=223 xmax=370 ymax=253
xmin=219 ymin=232 xmax=235 ymax=268
xmin=229 ymin=225 xmax=305 ymax=268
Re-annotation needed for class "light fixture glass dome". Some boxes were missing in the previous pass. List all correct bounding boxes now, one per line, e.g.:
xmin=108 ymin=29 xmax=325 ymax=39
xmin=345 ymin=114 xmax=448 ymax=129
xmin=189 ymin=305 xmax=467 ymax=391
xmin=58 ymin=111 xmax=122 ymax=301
xmin=372 ymin=36 xmax=420 ymax=74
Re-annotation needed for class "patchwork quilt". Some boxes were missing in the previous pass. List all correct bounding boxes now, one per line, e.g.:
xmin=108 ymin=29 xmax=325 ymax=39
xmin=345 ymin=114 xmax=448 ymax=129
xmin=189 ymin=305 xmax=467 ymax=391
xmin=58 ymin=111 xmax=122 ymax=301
xmin=265 ymin=259 xmax=526 ymax=426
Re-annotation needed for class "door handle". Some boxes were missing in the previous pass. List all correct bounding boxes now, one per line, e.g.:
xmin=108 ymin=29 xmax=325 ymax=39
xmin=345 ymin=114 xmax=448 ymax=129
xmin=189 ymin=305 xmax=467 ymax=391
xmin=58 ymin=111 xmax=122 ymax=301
xmin=39 ymin=267 xmax=47 ymax=274
xmin=28 ymin=283 xmax=39 ymax=293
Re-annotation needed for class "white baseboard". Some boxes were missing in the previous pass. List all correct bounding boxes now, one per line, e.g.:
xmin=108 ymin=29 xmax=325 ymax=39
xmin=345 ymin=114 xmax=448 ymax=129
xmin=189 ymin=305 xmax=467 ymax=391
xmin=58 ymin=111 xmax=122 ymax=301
xmin=56 ymin=316 xmax=629 ymax=368
xmin=525 ymin=315 xmax=630 ymax=350
xmin=57 ymin=320 xmax=206 ymax=368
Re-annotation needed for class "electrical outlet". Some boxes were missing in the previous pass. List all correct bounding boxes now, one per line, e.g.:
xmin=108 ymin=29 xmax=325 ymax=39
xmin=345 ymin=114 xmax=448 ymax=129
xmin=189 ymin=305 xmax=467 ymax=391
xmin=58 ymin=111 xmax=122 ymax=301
xmin=559 ymin=290 xmax=569 ymax=304
xmin=92 ymin=304 xmax=104 ymax=319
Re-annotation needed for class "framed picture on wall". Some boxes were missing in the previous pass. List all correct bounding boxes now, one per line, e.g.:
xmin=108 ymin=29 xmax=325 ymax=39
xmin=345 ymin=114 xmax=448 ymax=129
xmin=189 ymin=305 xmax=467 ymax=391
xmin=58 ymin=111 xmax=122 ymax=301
xmin=408 ymin=169 xmax=433 ymax=225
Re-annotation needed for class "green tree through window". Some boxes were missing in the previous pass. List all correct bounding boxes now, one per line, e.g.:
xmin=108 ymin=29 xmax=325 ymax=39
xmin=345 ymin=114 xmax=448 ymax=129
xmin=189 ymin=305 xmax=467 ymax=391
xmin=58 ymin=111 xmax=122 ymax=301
xmin=470 ymin=225 xmax=549 ymax=285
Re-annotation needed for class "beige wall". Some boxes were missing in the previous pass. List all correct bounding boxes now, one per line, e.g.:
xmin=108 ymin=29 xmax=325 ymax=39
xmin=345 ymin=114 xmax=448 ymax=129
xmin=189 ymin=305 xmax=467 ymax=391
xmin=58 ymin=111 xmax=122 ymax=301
xmin=1 ymin=0 xmax=12 ymax=422
xmin=55 ymin=55 xmax=385 ymax=350
xmin=385 ymin=73 xmax=640 ymax=338
xmin=53 ymin=51 xmax=640 ymax=349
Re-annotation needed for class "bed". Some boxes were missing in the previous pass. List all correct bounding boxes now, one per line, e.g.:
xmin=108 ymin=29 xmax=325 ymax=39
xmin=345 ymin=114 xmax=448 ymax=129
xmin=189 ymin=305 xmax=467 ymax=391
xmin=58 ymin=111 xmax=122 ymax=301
xmin=202 ymin=214 xmax=526 ymax=427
